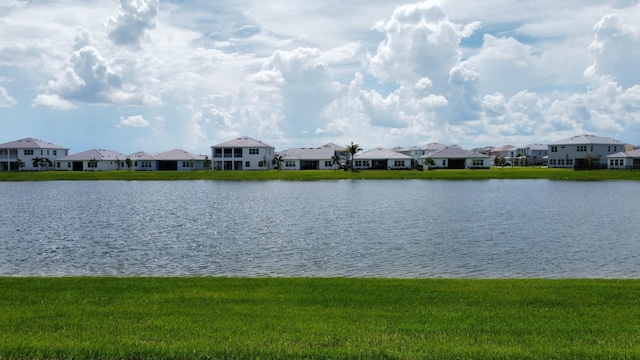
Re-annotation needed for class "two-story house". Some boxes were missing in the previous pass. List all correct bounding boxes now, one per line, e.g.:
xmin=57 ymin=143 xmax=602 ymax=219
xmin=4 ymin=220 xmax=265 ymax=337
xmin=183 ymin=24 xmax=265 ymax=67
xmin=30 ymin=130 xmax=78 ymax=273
xmin=0 ymin=137 xmax=69 ymax=171
xmin=211 ymin=136 xmax=275 ymax=170
xmin=547 ymin=134 xmax=626 ymax=169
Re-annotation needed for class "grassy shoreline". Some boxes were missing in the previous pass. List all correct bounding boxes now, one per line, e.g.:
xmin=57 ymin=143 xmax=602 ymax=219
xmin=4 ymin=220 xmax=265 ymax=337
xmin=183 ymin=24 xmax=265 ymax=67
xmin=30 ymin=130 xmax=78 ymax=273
xmin=1 ymin=277 xmax=639 ymax=359
xmin=2 ymin=167 xmax=640 ymax=181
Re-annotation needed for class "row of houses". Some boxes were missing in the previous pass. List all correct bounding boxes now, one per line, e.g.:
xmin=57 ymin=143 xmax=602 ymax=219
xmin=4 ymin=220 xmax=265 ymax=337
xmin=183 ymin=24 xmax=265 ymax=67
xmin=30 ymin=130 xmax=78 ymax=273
xmin=1 ymin=134 xmax=639 ymax=172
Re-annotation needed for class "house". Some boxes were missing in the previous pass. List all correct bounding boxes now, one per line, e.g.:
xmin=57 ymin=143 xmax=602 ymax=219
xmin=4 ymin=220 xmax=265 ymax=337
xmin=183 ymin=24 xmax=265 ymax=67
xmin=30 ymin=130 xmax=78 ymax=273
xmin=420 ymin=146 xmax=491 ymax=169
xmin=396 ymin=143 xmax=447 ymax=167
xmin=607 ymin=149 xmax=640 ymax=170
xmin=0 ymin=137 xmax=69 ymax=171
xmin=131 ymin=149 xmax=208 ymax=171
xmin=278 ymin=143 xmax=346 ymax=170
xmin=490 ymin=145 xmax=517 ymax=160
xmin=211 ymin=136 xmax=275 ymax=170
xmin=56 ymin=149 xmax=128 ymax=171
xmin=353 ymin=148 xmax=412 ymax=170
xmin=518 ymin=144 xmax=548 ymax=166
xmin=547 ymin=134 xmax=626 ymax=169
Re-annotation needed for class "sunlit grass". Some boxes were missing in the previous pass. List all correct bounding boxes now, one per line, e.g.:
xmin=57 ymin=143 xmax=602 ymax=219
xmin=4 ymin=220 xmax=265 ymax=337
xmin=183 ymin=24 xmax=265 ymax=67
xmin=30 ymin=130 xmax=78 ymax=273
xmin=2 ymin=167 xmax=640 ymax=181
xmin=1 ymin=277 xmax=639 ymax=359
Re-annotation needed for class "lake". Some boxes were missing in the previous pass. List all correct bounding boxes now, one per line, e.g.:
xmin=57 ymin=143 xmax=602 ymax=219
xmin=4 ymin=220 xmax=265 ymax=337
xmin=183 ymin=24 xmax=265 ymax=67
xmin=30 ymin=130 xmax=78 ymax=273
xmin=1 ymin=180 xmax=639 ymax=278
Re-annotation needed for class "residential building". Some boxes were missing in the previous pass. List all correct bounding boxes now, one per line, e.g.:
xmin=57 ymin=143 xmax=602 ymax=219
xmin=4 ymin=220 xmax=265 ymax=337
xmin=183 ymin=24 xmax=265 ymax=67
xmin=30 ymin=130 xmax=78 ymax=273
xmin=547 ymin=134 xmax=626 ymax=169
xmin=396 ymin=143 xmax=447 ymax=167
xmin=278 ymin=143 xmax=346 ymax=170
xmin=0 ymin=137 xmax=69 ymax=171
xmin=211 ymin=136 xmax=275 ymax=170
xmin=421 ymin=146 xmax=491 ymax=169
xmin=131 ymin=149 xmax=208 ymax=171
xmin=607 ymin=149 xmax=640 ymax=170
xmin=56 ymin=149 xmax=128 ymax=171
xmin=519 ymin=144 xmax=548 ymax=166
xmin=353 ymin=148 xmax=412 ymax=170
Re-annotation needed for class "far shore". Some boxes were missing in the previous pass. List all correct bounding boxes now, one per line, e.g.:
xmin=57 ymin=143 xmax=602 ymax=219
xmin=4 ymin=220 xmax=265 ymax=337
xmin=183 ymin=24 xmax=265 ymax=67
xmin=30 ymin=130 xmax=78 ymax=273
xmin=2 ymin=167 xmax=640 ymax=181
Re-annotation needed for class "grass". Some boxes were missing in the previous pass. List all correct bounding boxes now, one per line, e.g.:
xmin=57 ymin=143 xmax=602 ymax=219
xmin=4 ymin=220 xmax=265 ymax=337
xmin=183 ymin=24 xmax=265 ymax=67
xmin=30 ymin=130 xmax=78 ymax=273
xmin=1 ymin=277 xmax=639 ymax=359
xmin=2 ymin=167 xmax=640 ymax=181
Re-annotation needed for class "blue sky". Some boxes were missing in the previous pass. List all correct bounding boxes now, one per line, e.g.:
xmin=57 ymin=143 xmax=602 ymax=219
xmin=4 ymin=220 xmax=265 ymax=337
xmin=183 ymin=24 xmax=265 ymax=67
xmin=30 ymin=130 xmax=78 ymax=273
xmin=2 ymin=0 xmax=640 ymax=154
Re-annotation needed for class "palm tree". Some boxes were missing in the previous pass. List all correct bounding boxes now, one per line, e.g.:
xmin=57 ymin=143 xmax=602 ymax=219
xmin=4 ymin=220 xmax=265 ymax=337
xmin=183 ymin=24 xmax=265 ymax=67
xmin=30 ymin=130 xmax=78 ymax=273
xmin=203 ymin=155 xmax=212 ymax=170
xmin=331 ymin=154 xmax=343 ymax=171
xmin=125 ymin=157 xmax=133 ymax=170
xmin=272 ymin=154 xmax=283 ymax=171
xmin=32 ymin=157 xmax=42 ymax=170
xmin=345 ymin=142 xmax=362 ymax=172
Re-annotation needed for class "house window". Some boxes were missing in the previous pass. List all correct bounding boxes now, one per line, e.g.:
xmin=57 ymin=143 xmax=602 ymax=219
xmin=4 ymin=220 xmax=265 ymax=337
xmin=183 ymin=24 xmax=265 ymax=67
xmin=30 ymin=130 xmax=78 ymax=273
xmin=285 ymin=160 xmax=295 ymax=167
xmin=245 ymin=161 xmax=250 ymax=167
xmin=577 ymin=145 xmax=586 ymax=152
xmin=441 ymin=160 xmax=446 ymax=166
xmin=53 ymin=150 xmax=57 ymax=156
xmin=214 ymin=148 xmax=223 ymax=158
xmin=56 ymin=162 xmax=60 ymax=168
xmin=234 ymin=148 xmax=243 ymax=157
xmin=67 ymin=162 xmax=71 ymax=168
xmin=393 ymin=160 xmax=405 ymax=167
xmin=24 ymin=149 xmax=34 ymax=155
xmin=87 ymin=161 xmax=97 ymax=168
xmin=249 ymin=148 xmax=259 ymax=155
xmin=324 ymin=161 xmax=332 ymax=167
xmin=550 ymin=146 xmax=557 ymax=153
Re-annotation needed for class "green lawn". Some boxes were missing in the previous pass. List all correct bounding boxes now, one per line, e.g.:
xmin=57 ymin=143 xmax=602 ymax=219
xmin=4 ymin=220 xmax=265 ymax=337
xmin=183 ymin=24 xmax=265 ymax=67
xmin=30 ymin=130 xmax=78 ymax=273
xmin=1 ymin=277 xmax=639 ymax=359
xmin=2 ymin=167 xmax=640 ymax=181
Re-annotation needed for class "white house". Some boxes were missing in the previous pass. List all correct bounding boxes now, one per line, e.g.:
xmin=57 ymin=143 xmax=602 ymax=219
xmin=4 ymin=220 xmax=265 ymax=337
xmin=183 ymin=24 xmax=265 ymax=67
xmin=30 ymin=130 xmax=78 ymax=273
xmin=211 ymin=136 xmax=275 ymax=170
xmin=0 ymin=137 xmax=69 ymax=171
xmin=56 ymin=149 xmax=128 ymax=171
xmin=278 ymin=143 xmax=346 ymax=170
xmin=607 ymin=149 xmax=640 ymax=170
xmin=547 ymin=134 xmax=626 ymax=169
xmin=520 ymin=144 xmax=548 ymax=166
xmin=353 ymin=148 xmax=412 ymax=170
xmin=131 ymin=149 xmax=208 ymax=171
xmin=421 ymin=146 xmax=491 ymax=169
xmin=396 ymin=143 xmax=447 ymax=167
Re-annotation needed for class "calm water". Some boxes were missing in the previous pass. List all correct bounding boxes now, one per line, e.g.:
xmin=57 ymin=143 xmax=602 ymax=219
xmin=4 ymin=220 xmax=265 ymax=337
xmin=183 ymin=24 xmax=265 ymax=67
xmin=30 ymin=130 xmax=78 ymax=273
xmin=1 ymin=180 xmax=639 ymax=278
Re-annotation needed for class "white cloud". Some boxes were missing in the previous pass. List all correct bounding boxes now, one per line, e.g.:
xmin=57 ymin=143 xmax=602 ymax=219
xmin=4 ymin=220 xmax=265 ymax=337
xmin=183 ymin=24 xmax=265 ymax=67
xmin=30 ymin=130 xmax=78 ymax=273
xmin=106 ymin=0 xmax=159 ymax=48
xmin=35 ymin=46 xmax=158 ymax=108
xmin=32 ymin=93 xmax=76 ymax=110
xmin=0 ymin=86 xmax=17 ymax=107
xmin=118 ymin=115 xmax=150 ymax=128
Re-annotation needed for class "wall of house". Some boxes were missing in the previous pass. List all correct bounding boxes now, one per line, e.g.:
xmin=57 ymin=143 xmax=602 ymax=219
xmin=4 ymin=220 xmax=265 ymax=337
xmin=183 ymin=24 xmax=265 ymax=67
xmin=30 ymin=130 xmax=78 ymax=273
xmin=211 ymin=147 xmax=274 ymax=170
xmin=1 ymin=147 xmax=68 ymax=171
xmin=548 ymin=143 xmax=622 ymax=168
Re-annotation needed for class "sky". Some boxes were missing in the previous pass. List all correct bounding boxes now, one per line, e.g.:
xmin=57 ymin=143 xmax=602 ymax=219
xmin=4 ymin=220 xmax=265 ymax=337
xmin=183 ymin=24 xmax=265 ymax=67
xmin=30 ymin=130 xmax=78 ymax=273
xmin=2 ymin=0 xmax=640 ymax=155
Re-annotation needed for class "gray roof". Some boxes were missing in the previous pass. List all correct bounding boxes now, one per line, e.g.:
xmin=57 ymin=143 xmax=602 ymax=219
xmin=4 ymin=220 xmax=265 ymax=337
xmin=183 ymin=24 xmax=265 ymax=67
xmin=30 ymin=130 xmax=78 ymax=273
xmin=607 ymin=149 xmax=640 ymax=158
xmin=525 ymin=144 xmax=548 ymax=151
xmin=57 ymin=149 xmax=127 ymax=161
xmin=211 ymin=136 xmax=274 ymax=149
xmin=355 ymin=147 xmax=412 ymax=160
xmin=549 ymin=134 xmax=625 ymax=145
xmin=0 ymin=137 xmax=68 ymax=150
xmin=152 ymin=149 xmax=206 ymax=161
xmin=422 ymin=146 xmax=490 ymax=159
xmin=279 ymin=146 xmax=337 ymax=160
xmin=420 ymin=143 xmax=448 ymax=150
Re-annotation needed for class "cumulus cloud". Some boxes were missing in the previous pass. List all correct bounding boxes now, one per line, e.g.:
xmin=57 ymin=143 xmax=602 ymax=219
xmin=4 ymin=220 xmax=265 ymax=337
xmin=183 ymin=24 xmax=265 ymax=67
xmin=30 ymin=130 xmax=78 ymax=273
xmin=585 ymin=13 xmax=640 ymax=88
xmin=106 ymin=0 xmax=159 ymax=48
xmin=0 ymin=86 xmax=17 ymax=107
xmin=118 ymin=115 xmax=150 ymax=128
xmin=35 ymin=46 xmax=158 ymax=108
xmin=244 ymin=47 xmax=344 ymax=135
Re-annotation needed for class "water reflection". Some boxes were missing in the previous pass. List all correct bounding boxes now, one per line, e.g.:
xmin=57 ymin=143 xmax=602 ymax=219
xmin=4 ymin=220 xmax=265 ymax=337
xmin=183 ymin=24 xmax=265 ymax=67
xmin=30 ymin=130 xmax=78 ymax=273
xmin=1 ymin=180 xmax=639 ymax=278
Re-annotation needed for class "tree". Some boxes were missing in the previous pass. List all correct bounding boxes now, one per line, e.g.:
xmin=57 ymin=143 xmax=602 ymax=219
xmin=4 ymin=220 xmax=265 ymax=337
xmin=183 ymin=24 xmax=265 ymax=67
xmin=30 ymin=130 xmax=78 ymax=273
xmin=259 ymin=155 xmax=268 ymax=170
xmin=16 ymin=158 xmax=25 ymax=171
xmin=423 ymin=157 xmax=435 ymax=170
xmin=331 ymin=154 xmax=343 ymax=171
xmin=272 ymin=154 xmax=283 ymax=171
xmin=88 ymin=158 xmax=98 ymax=170
xmin=494 ymin=155 xmax=505 ymax=167
xmin=32 ymin=157 xmax=41 ymax=170
xmin=125 ymin=157 xmax=133 ymax=170
xmin=345 ymin=142 xmax=362 ymax=172
xmin=583 ymin=153 xmax=601 ymax=169
xmin=203 ymin=155 xmax=212 ymax=170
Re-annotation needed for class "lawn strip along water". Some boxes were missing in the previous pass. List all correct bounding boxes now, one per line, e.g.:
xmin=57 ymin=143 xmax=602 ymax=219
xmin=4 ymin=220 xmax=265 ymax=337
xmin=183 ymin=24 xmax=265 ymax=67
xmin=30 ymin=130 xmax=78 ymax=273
xmin=0 ymin=277 xmax=639 ymax=359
